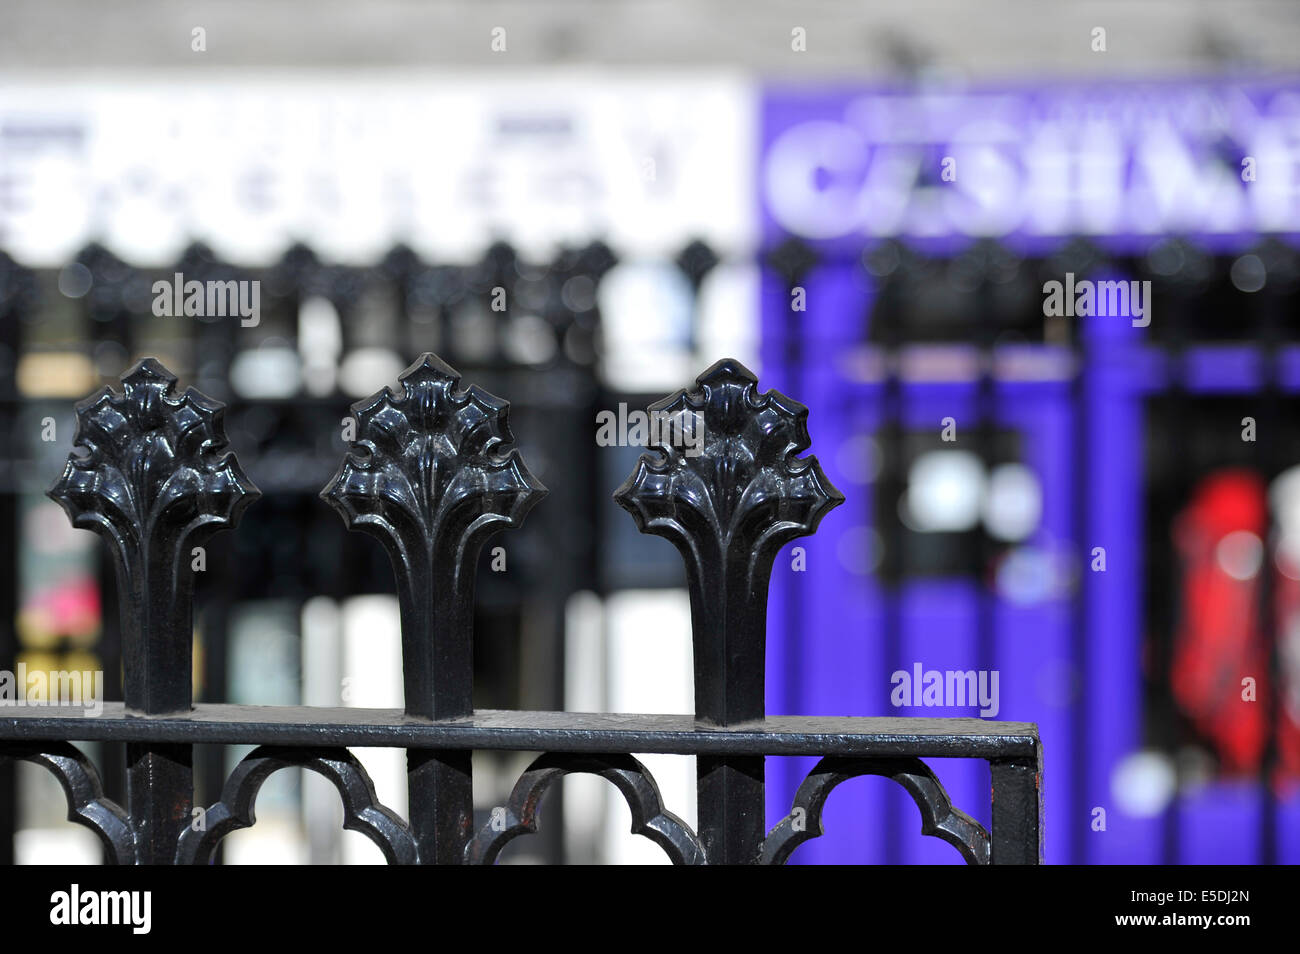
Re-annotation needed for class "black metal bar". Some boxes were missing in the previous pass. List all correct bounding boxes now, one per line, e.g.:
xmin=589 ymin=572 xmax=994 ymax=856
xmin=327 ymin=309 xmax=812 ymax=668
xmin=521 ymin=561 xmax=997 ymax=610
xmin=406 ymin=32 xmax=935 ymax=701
xmin=0 ymin=706 xmax=1041 ymax=757
xmin=322 ymin=353 xmax=545 ymax=864
xmin=616 ymin=357 xmax=843 ymax=862
xmin=990 ymin=757 xmax=1043 ymax=864
xmin=46 ymin=360 xmax=259 ymax=862
xmin=95 ymin=549 xmax=126 ymax=860
xmin=1065 ymin=248 xmax=1090 ymax=867
xmin=695 ymin=753 xmax=764 ymax=861
xmin=0 ymin=487 xmax=14 ymax=865
xmin=675 ymin=239 xmax=720 ymax=363
xmin=405 ymin=749 xmax=472 ymax=864
xmin=1161 ymin=246 xmax=1193 ymax=867
xmin=0 ymin=254 xmax=32 ymax=863
xmin=124 ymin=741 xmax=192 ymax=863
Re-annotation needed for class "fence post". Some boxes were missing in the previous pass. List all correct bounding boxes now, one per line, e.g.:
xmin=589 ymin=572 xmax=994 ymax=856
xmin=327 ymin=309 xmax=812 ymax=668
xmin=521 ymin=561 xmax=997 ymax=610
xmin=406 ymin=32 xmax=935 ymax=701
xmin=990 ymin=755 xmax=1044 ymax=864
xmin=48 ymin=359 xmax=260 ymax=863
xmin=615 ymin=358 xmax=843 ymax=863
xmin=322 ymin=353 xmax=546 ymax=864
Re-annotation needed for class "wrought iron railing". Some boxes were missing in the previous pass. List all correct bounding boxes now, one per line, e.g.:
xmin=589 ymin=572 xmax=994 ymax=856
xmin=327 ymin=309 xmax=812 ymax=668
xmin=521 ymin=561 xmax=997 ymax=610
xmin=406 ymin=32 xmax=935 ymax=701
xmin=0 ymin=351 xmax=1042 ymax=864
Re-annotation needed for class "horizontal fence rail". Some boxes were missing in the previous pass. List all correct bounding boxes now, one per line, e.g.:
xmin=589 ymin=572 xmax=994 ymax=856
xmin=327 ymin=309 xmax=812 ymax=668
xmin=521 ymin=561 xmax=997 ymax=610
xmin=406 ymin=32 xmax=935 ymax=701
xmin=0 ymin=352 xmax=1042 ymax=864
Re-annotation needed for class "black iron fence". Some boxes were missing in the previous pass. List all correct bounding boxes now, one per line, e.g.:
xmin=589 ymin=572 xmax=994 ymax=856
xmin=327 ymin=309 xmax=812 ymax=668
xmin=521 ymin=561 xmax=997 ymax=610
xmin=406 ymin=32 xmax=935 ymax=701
xmin=0 ymin=346 xmax=1041 ymax=864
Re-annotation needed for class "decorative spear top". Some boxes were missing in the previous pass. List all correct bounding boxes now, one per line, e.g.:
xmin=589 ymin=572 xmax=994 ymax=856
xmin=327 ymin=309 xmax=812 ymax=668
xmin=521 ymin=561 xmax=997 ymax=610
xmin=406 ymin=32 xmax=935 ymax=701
xmin=48 ymin=358 xmax=260 ymax=714
xmin=321 ymin=353 xmax=546 ymax=719
xmin=614 ymin=358 xmax=843 ymax=725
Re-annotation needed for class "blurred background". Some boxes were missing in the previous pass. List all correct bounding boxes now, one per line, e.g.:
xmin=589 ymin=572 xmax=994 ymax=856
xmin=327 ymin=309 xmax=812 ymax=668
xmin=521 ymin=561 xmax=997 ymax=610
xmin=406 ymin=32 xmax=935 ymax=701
xmin=2 ymin=0 xmax=1299 ymax=864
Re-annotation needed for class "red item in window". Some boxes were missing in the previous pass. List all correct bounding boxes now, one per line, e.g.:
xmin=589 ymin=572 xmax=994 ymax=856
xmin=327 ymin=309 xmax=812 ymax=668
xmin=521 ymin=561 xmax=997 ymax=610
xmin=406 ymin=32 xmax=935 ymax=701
xmin=1170 ymin=470 xmax=1270 ymax=775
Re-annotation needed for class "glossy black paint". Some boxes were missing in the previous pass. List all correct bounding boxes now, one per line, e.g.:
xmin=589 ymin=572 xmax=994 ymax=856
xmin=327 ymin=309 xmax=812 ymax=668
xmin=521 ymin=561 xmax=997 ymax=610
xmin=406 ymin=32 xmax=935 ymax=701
xmin=0 ymin=354 xmax=1043 ymax=864
xmin=614 ymin=358 xmax=843 ymax=863
xmin=321 ymin=353 xmax=545 ymax=863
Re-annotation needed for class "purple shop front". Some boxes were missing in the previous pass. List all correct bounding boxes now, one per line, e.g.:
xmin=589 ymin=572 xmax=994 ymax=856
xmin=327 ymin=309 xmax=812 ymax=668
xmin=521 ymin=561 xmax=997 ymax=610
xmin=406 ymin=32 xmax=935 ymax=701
xmin=757 ymin=81 xmax=1300 ymax=864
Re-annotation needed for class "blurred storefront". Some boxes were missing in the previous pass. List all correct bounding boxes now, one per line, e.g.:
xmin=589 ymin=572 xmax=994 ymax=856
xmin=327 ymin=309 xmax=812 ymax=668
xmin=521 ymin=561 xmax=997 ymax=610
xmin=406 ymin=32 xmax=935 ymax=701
xmin=2 ymin=11 xmax=1300 ymax=863
xmin=761 ymin=80 xmax=1300 ymax=863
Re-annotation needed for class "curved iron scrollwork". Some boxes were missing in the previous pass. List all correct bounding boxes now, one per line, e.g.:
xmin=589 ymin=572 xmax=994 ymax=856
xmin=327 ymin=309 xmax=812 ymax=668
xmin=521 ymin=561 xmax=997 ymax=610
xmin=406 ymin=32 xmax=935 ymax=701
xmin=761 ymin=756 xmax=991 ymax=866
xmin=1 ymin=742 xmax=134 ymax=863
xmin=465 ymin=752 xmax=705 ymax=865
xmin=176 ymin=746 xmax=417 ymax=865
